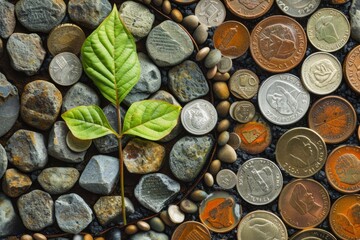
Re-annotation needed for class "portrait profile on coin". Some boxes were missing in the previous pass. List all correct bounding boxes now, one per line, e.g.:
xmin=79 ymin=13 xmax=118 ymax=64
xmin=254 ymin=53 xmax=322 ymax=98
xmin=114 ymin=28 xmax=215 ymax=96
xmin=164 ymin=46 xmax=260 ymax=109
xmin=336 ymin=203 xmax=360 ymax=235
xmin=247 ymin=166 xmax=274 ymax=196
xmin=187 ymin=103 xmax=210 ymax=130
xmin=238 ymin=0 xmax=266 ymax=9
xmin=286 ymin=136 xmax=319 ymax=168
xmin=241 ymin=218 xmax=280 ymax=240
xmin=309 ymin=59 xmax=337 ymax=88
xmin=335 ymin=153 xmax=360 ymax=185
xmin=315 ymin=16 xmax=339 ymax=44
xmin=289 ymin=183 xmax=322 ymax=217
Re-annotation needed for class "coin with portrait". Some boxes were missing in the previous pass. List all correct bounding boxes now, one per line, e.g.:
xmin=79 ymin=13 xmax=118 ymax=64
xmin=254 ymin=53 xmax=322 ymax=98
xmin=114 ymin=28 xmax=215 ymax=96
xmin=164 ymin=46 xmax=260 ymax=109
xmin=290 ymin=228 xmax=337 ymax=240
xmin=225 ymin=0 xmax=273 ymax=19
xmin=344 ymin=45 xmax=360 ymax=94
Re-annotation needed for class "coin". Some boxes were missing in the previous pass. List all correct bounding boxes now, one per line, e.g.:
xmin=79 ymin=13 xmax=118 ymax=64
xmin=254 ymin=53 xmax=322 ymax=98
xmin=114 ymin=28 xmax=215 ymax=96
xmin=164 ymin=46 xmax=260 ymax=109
xmin=199 ymin=191 xmax=241 ymax=233
xmin=290 ymin=228 xmax=337 ymax=240
xmin=237 ymin=210 xmax=288 ymax=240
xmin=213 ymin=21 xmax=250 ymax=59
xmin=325 ymin=145 xmax=360 ymax=193
xmin=216 ymin=169 xmax=237 ymax=189
xmin=329 ymin=194 xmax=360 ymax=240
xmin=308 ymin=95 xmax=357 ymax=144
xmin=258 ymin=73 xmax=310 ymax=125
xmin=276 ymin=127 xmax=327 ymax=178
xmin=278 ymin=179 xmax=330 ymax=229
xmin=236 ymin=158 xmax=283 ymax=205
xmin=229 ymin=69 xmax=259 ymax=99
xmin=224 ymin=0 xmax=274 ymax=19
xmin=195 ymin=0 xmax=226 ymax=27
xmin=217 ymin=56 xmax=232 ymax=73
xmin=250 ymin=15 xmax=307 ymax=73
xmin=307 ymin=8 xmax=350 ymax=52
xmin=229 ymin=101 xmax=255 ymax=123
xmin=344 ymin=45 xmax=360 ymax=94
xmin=49 ymin=52 xmax=83 ymax=86
xmin=276 ymin=0 xmax=320 ymax=18
xmin=228 ymin=132 xmax=241 ymax=150
xmin=171 ymin=221 xmax=211 ymax=240
xmin=66 ymin=131 xmax=92 ymax=152
xmin=301 ymin=52 xmax=342 ymax=95
xmin=181 ymin=99 xmax=218 ymax=135
xmin=47 ymin=23 xmax=86 ymax=56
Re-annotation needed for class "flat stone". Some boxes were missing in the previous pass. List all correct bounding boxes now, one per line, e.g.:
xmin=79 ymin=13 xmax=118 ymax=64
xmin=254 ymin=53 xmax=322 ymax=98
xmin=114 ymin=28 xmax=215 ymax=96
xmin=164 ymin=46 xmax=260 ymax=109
xmin=124 ymin=138 xmax=165 ymax=174
xmin=134 ymin=173 xmax=180 ymax=213
xmin=170 ymin=135 xmax=214 ymax=182
xmin=21 ymin=80 xmax=62 ymax=130
xmin=48 ymin=121 xmax=86 ymax=163
xmin=351 ymin=0 xmax=360 ymax=42
xmin=6 ymin=129 xmax=47 ymax=172
xmin=204 ymin=49 xmax=222 ymax=68
xmin=7 ymin=33 xmax=46 ymax=76
xmin=146 ymin=20 xmax=194 ymax=67
xmin=149 ymin=217 xmax=165 ymax=232
xmin=168 ymin=60 xmax=209 ymax=103
xmin=0 ymin=0 xmax=16 ymax=38
xmin=119 ymin=1 xmax=155 ymax=40
xmin=79 ymin=155 xmax=119 ymax=195
xmin=124 ymin=53 xmax=161 ymax=106
xmin=0 ymin=194 xmax=23 ymax=237
xmin=0 ymin=144 xmax=7 ymax=179
xmin=17 ymin=190 xmax=54 ymax=231
xmin=2 ymin=168 xmax=32 ymax=198
xmin=61 ymin=82 xmax=100 ymax=113
xmin=38 ymin=167 xmax=80 ymax=195
xmin=68 ymin=0 xmax=111 ymax=29
xmin=131 ymin=231 xmax=169 ymax=240
xmin=55 ymin=193 xmax=94 ymax=234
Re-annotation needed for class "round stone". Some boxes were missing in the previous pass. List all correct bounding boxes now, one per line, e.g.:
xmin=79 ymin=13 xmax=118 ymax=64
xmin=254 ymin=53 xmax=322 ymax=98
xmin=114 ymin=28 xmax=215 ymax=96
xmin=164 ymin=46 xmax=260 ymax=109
xmin=2 ymin=168 xmax=32 ymax=198
xmin=216 ymin=100 xmax=230 ymax=117
xmin=204 ymin=49 xmax=222 ymax=68
xmin=204 ymin=172 xmax=214 ymax=187
xmin=137 ymin=221 xmax=150 ymax=231
xmin=131 ymin=231 xmax=169 ymax=240
xmin=162 ymin=0 xmax=171 ymax=14
xmin=171 ymin=9 xmax=183 ymax=22
xmin=217 ymin=56 xmax=233 ymax=73
xmin=21 ymin=235 xmax=32 ymax=240
xmin=0 ymin=0 xmax=16 ymax=38
xmin=217 ymin=119 xmax=231 ymax=132
xmin=217 ymin=131 xmax=230 ymax=146
xmin=209 ymin=159 xmax=221 ymax=175
xmin=160 ymin=210 xmax=175 ymax=226
xmin=196 ymin=47 xmax=210 ymax=61
xmin=180 ymin=199 xmax=198 ymax=214
xmin=193 ymin=24 xmax=208 ymax=45
xmin=149 ymin=217 xmax=165 ymax=232
xmin=33 ymin=233 xmax=47 ymax=240
xmin=83 ymin=234 xmax=93 ymax=240
xmin=217 ymin=144 xmax=237 ymax=163
xmin=167 ymin=205 xmax=185 ymax=224
xmin=213 ymin=72 xmax=231 ymax=81
xmin=0 ymin=194 xmax=22 ymax=238
xmin=213 ymin=82 xmax=230 ymax=99
xmin=182 ymin=15 xmax=199 ymax=31
xmin=38 ymin=167 xmax=79 ymax=195
xmin=190 ymin=190 xmax=208 ymax=202
xmin=207 ymin=65 xmax=217 ymax=79
xmin=125 ymin=225 xmax=138 ymax=235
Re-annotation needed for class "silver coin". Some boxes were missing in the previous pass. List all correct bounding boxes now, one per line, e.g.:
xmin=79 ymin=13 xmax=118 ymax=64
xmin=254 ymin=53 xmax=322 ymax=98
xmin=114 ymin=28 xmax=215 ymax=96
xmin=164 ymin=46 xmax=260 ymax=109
xmin=276 ymin=0 xmax=320 ymax=18
xmin=258 ymin=73 xmax=310 ymax=125
xmin=195 ymin=0 xmax=226 ymax=27
xmin=49 ymin=52 xmax=82 ymax=86
xmin=216 ymin=169 xmax=237 ymax=189
xmin=181 ymin=99 xmax=217 ymax=135
xmin=236 ymin=158 xmax=283 ymax=205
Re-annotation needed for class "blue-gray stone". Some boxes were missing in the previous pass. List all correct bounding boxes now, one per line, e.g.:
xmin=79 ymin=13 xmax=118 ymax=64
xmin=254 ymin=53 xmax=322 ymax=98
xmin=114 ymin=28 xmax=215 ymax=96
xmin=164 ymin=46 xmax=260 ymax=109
xmin=131 ymin=231 xmax=169 ymax=240
xmin=0 ymin=0 xmax=16 ymax=38
xmin=38 ymin=167 xmax=80 ymax=195
xmin=105 ymin=228 xmax=121 ymax=240
xmin=0 ymin=144 xmax=7 ymax=179
xmin=0 ymin=193 xmax=23 ymax=237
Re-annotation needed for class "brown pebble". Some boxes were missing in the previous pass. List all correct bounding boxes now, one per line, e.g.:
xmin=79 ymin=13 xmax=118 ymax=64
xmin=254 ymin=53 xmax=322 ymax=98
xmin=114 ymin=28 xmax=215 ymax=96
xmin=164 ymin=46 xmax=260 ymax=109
xmin=207 ymin=65 xmax=217 ymax=79
xmin=209 ymin=159 xmax=221 ymax=175
xmin=83 ymin=234 xmax=93 ymax=240
xmin=213 ymin=72 xmax=230 ymax=81
xmin=171 ymin=9 xmax=183 ymax=23
xmin=204 ymin=172 xmax=214 ymax=187
xmin=21 ymin=235 xmax=32 ymax=240
xmin=218 ymin=144 xmax=237 ymax=163
xmin=94 ymin=238 xmax=105 ymax=240
xmin=160 ymin=210 xmax=176 ymax=226
xmin=182 ymin=15 xmax=199 ymax=31
xmin=125 ymin=224 xmax=138 ymax=235
xmin=213 ymin=82 xmax=230 ymax=100
xmin=218 ymin=131 xmax=230 ymax=146
xmin=190 ymin=189 xmax=208 ymax=202
xmin=137 ymin=220 xmax=151 ymax=231
xmin=217 ymin=119 xmax=231 ymax=132
xmin=33 ymin=233 xmax=46 ymax=240
xmin=216 ymin=100 xmax=230 ymax=118
xmin=162 ymin=0 xmax=171 ymax=14
xmin=152 ymin=0 xmax=163 ymax=6
xmin=193 ymin=24 xmax=208 ymax=45
xmin=142 ymin=0 xmax=151 ymax=4
xmin=196 ymin=47 xmax=210 ymax=61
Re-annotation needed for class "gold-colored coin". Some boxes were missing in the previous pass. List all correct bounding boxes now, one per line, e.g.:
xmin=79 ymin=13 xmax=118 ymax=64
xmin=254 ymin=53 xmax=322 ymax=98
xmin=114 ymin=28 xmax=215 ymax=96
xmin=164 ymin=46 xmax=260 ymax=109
xmin=66 ymin=131 xmax=92 ymax=152
xmin=290 ymin=228 xmax=337 ymax=240
xmin=171 ymin=221 xmax=211 ymax=240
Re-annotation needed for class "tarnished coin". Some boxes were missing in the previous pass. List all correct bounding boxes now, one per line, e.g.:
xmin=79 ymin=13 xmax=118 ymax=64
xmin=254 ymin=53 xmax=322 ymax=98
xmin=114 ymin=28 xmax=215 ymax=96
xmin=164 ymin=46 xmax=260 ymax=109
xmin=307 ymin=8 xmax=350 ymax=52
xmin=229 ymin=69 xmax=259 ymax=99
xmin=229 ymin=101 xmax=255 ymax=123
xmin=258 ymin=73 xmax=310 ymax=125
xmin=181 ymin=99 xmax=217 ymax=135
xmin=225 ymin=0 xmax=274 ymax=19
xmin=325 ymin=145 xmax=360 ymax=193
xmin=301 ymin=52 xmax=342 ymax=95
xmin=199 ymin=191 xmax=241 ymax=233
xmin=237 ymin=158 xmax=283 ymax=205
xmin=344 ymin=45 xmax=360 ymax=94
xmin=308 ymin=95 xmax=357 ymax=144
xmin=195 ymin=0 xmax=226 ymax=27
xmin=290 ymin=228 xmax=337 ymax=240
xmin=49 ymin=52 xmax=82 ymax=86
xmin=329 ymin=194 xmax=360 ymax=240
xmin=278 ymin=179 xmax=330 ymax=229
xmin=216 ymin=169 xmax=237 ymax=189
xmin=171 ymin=221 xmax=211 ymax=240
xmin=237 ymin=210 xmax=288 ymax=240
xmin=228 ymin=132 xmax=241 ymax=150
xmin=250 ymin=15 xmax=307 ymax=73
xmin=66 ymin=131 xmax=92 ymax=153
xmin=276 ymin=127 xmax=327 ymax=178
xmin=217 ymin=56 xmax=232 ymax=73
xmin=276 ymin=0 xmax=320 ymax=18
xmin=47 ymin=23 xmax=86 ymax=56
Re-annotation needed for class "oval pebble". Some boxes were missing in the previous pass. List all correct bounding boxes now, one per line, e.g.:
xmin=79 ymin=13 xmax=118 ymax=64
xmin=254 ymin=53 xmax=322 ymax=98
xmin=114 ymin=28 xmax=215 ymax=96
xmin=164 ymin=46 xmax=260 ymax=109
xmin=149 ymin=217 xmax=165 ymax=232
xmin=137 ymin=220 xmax=151 ymax=231
xmin=213 ymin=82 xmax=230 ymax=99
xmin=209 ymin=159 xmax=221 ymax=175
xmin=125 ymin=225 xmax=138 ymax=235
xmin=217 ymin=131 xmax=230 ymax=146
xmin=160 ymin=210 xmax=175 ymax=226
xmin=204 ymin=49 xmax=221 ymax=68
xmin=217 ymin=144 xmax=237 ymax=163
xmin=216 ymin=100 xmax=230 ymax=117
xmin=143 ymin=0 xmax=151 ymax=4
xmin=152 ymin=0 xmax=163 ymax=6
xmin=193 ymin=24 xmax=208 ymax=45
xmin=168 ymin=205 xmax=185 ymax=224
xmin=190 ymin=189 xmax=208 ymax=202
xmin=182 ymin=15 xmax=199 ymax=31
xmin=217 ymin=119 xmax=231 ymax=132
xmin=33 ymin=233 xmax=47 ymax=240
xmin=21 ymin=235 xmax=33 ymax=240
xmin=196 ymin=47 xmax=210 ymax=61
xmin=83 ymin=234 xmax=93 ymax=240
xmin=73 ymin=235 xmax=83 ymax=240
xmin=206 ymin=65 xmax=217 ymax=79
xmin=180 ymin=199 xmax=198 ymax=213
xmin=162 ymin=0 xmax=171 ymax=14
xmin=213 ymin=72 xmax=230 ymax=81
xmin=171 ymin=9 xmax=183 ymax=22
xmin=204 ymin=172 xmax=214 ymax=187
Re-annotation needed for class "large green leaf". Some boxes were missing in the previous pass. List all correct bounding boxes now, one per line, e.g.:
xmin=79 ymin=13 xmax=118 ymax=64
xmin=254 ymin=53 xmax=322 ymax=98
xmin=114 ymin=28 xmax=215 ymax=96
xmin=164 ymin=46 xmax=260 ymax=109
xmin=122 ymin=100 xmax=182 ymax=140
xmin=61 ymin=105 xmax=119 ymax=140
xmin=81 ymin=6 xmax=141 ymax=105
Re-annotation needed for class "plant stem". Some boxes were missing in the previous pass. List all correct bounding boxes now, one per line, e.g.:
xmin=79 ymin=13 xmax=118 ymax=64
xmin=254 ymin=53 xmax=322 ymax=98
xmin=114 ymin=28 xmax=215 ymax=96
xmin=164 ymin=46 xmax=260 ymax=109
xmin=116 ymin=106 xmax=126 ymax=225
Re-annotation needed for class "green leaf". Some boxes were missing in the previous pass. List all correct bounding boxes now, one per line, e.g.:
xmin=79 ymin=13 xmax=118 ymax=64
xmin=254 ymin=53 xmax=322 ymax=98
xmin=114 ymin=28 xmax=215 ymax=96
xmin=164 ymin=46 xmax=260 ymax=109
xmin=122 ymin=100 xmax=182 ymax=141
xmin=61 ymin=105 xmax=119 ymax=140
xmin=81 ymin=5 xmax=141 ymax=105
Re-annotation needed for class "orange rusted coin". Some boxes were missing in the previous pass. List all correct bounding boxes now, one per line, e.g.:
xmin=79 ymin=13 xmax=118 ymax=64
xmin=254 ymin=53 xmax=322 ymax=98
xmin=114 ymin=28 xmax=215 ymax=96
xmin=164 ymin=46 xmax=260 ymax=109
xmin=329 ymin=194 xmax=360 ymax=240
xmin=344 ymin=45 xmax=360 ymax=94
xmin=308 ymin=95 xmax=357 ymax=144
xmin=325 ymin=145 xmax=360 ymax=193
xmin=250 ymin=15 xmax=307 ymax=73
xmin=278 ymin=179 xmax=330 ymax=229
xmin=224 ymin=0 xmax=274 ymax=19
xmin=213 ymin=21 xmax=250 ymax=59
xmin=233 ymin=120 xmax=271 ymax=154
xmin=171 ymin=221 xmax=211 ymax=240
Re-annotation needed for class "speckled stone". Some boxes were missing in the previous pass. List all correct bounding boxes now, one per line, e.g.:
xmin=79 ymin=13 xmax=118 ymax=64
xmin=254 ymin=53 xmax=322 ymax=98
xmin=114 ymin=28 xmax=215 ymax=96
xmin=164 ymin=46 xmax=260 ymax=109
xmin=2 ymin=168 xmax=32 ymax=198
xmin=68 ymin=0 xmax=111 ymax=29
xmin=168 ymin=60 xmax=209 ymax=103
xmin=131 ymin=231 xmax=169 ymax=240
xmin=351 ymin=0 xmax=360 ymax=42
xmin=0 ymin=0 xmax=16 ymax=38
xmin=6 ymin=129 xmax=47 ymax=172
xmin=0 ymin=144 xmax=6 ymax=179
xmin=38 ymin=167 xmax=79 ymax=195
xmin=17 ymin=190 xmax=54 ymax=231
xmin=146 ymin=20 xmax=194 ymax=67
xmin=169 ymin=135 xmax=214 ymax=182
xmin=0 ymin=193 xmax=23 ymax=237
xmin=21 ymin=80 xmax=62 ymax=130
xmin=7 ymin=33 xmax=46 ymax=76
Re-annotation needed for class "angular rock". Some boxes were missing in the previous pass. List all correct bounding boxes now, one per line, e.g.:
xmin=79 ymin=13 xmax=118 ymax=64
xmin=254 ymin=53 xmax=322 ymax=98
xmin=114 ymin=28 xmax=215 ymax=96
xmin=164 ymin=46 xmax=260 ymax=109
xmin=0 ymin=194 xmax=23 ymax=237
xmin=131 ymin=231 xmax=169 ymax=240
xmin=2 ymin=168 xmax=32 ymax=198
xmin=134 ymin=173 xmax=180 ymax=213
xmin=7 ymin=33 xmax=46 ymax=75
xmin=0 ymin=0 xmax=16 ymax=38
xmin=48 ymin=121 xmax=86 ymax=163
xmin=6 ymin=129 xmax=47 ymax=172
xmin=38 ymin=167 xmax=80 ymax=195
xmin=168 ymin=60 xmax=209 ymax=103
xmin=170 ymin=135 xmax=214 ymax=182
xmin=18 ymin=190 xmax=54 ymax=231
xmin=79 ymin=155 xmax=119 ymax=195
xmin=0 ymin=144 xmax=7 ymax=179
xmin=55 ymin=193 xmax=94 ymax=234
xmin=146 ymin=20 xmax=194 ymax=67
xmin=351 ymin=0 xmax=360 ymax=42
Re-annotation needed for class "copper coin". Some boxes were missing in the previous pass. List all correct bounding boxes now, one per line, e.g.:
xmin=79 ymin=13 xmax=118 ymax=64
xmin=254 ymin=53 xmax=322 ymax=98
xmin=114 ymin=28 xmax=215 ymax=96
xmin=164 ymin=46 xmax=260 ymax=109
xmin=290 ymin=228 xmax=337 ymax=240
xmin=224 ymin=0 xmax=274 ymax=19
xmin=234 ymin=120 xmax=271 ymax=154
xmin=278 ymin=179 xmax=330 ymax=229
xmin=229 ymin=69 xmax=259 ymax=99
xmin=329 ymin=194 xmax=360 ymax=240
xmin=171 ymin=221 xmax=211 ymax=240
xmin=250 ymin=15 xmax=307 ymax=73
xmin=344 ymin=45 xmax=360 ymax=94
xmin=213 ymin=21 xmax=250 ymax=59
xmin=308 ymin=95 xmax=357 ymax=144
xmin=325 ymin=145 xmax=360 ymax=193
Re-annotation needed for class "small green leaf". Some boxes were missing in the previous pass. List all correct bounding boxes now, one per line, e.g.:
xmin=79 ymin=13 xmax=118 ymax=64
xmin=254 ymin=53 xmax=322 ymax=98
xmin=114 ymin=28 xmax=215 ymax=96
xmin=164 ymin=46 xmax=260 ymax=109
xmin=81 ymin=5 xmax=141 ymax=105
xmin=61 ymin=105 xmax=119 ymax=140
xmin=122 ymin=100 xmax=182 ymax=140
